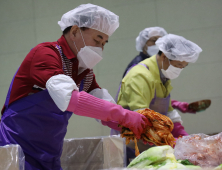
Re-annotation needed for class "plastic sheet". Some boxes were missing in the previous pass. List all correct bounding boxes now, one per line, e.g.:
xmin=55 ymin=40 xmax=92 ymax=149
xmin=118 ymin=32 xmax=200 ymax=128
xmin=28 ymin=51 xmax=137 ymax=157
xmin=174 ymin=133 xmax=222 ymax=167
xmin=60 ymin=136 xmax=126 ymax=170
xmin=0 ymin=144 xmax=25 ymax=170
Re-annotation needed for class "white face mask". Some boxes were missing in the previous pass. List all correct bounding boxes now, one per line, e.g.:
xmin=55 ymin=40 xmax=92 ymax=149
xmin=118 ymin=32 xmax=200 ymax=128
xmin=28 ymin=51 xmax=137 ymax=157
xmin=161 ymin=59 xmax=183 ymax=79
xmin=74 ymin=30 xmax=103 ymax=72
xmin=147 ymin=45 xmax=159 ymax=56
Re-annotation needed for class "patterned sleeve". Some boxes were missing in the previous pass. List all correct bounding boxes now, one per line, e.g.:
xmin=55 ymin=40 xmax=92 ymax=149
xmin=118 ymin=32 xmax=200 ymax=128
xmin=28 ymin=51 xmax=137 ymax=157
xmin=87 ymin=73 xmax=101 ymax=93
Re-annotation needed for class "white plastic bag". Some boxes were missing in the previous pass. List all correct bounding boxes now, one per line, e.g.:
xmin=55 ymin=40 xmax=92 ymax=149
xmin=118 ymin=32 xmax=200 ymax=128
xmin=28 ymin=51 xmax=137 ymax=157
xmin=174 ymin=133 xmax=222 ymax=167
xmin=0 ymin=144 xmax=25 ymax=170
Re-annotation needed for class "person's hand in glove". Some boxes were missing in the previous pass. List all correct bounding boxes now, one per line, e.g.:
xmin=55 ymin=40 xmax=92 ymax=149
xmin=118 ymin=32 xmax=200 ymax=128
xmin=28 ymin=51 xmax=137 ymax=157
xmin=171 ymin=100 xmax=196 ymax=113
xmin=142 ymin=139 xmax=154 ymax=146
xmin=171 ymin=99 xmax=211 ymax=113
xmin=171 ymin=122 xmax=189 ymax=138
xmin=67 ymin=90 xmax=152 ymax=139
xmin=173 ymin=138 xmax=178 ymax=148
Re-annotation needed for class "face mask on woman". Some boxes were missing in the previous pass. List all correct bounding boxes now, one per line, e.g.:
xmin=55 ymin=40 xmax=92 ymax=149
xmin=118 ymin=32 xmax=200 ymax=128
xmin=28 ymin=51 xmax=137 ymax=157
xmin=74 ymin=30 xmax=103 ymax=71
xmin=146 ymin=45 xmax=159 ymax=56
xmin=161 ymin=58 xmax=183 ymax=79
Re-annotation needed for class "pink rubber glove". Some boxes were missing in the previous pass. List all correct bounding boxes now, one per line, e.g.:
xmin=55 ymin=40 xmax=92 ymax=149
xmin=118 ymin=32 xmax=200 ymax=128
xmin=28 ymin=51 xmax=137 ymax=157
xmin=173 ymin=137 xmax=178 ymax=148
xmin=171 ymin=100 xmax=196 ymax=114
xmin=101 ymin=120 xmax=121 ymax=131
xmin=171 ymin=122 xmax=189 ymax=138
xmin=67 ymin=91 xmax=152 ymax=139
xmin=142 ymin=140 xmax=154 ymax=146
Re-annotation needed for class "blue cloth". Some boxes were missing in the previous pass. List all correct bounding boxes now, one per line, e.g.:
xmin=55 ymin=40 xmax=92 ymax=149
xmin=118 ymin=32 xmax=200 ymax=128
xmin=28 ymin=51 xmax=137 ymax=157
xmin=122 ymin=52 xmax=150 ymax=78
xmin=0 ymin=72 xmax=72 ymax=170
xmin=126 ymin=147 xmax=135 ymax=166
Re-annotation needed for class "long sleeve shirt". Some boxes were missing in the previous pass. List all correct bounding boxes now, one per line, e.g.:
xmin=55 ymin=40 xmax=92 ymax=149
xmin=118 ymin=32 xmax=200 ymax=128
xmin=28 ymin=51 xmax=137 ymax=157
xmin=2 ymin=35 xmax=100 ymax=114
xmin=117 ymin=55 xmax=173 ymax=112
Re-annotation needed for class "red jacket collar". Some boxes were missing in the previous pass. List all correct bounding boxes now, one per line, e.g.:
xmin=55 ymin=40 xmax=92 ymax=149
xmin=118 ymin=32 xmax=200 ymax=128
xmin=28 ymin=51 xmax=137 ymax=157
xmin=57 ymin=35 xmax=76 ymax=59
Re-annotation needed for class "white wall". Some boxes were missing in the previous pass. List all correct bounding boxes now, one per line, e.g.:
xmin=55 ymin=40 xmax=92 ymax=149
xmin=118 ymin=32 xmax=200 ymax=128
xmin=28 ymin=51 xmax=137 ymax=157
xmin=0 ymin=0 xmax=221 ymax=138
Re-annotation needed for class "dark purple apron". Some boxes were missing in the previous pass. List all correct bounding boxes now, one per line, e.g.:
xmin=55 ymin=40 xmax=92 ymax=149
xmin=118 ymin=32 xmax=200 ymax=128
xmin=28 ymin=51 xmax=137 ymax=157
xmin=0 ymin=70 xmax=73 ymax=170
xmin=149 ymin=91 xmax=170 ymax=116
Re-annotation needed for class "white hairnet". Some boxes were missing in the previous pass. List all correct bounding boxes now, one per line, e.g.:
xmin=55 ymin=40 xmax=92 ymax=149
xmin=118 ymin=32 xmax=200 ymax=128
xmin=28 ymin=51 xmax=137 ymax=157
xmin=155 ymin=34 xmax=202 ymax=63
xmin=58 ymin=3 xmax=119 ymax=36
xmin=135 ymin=27 xmax=167 ymax=52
